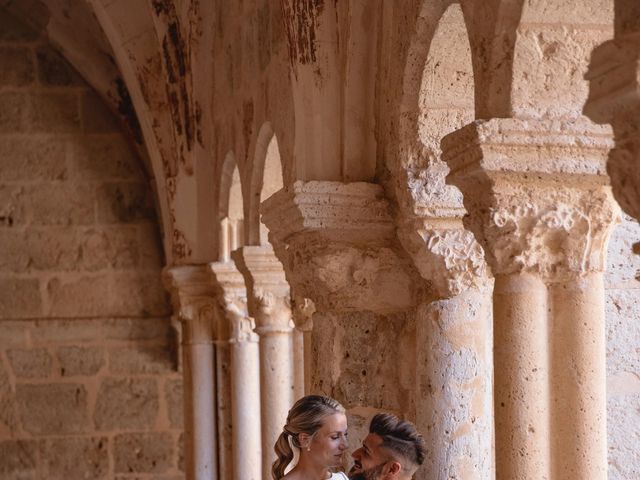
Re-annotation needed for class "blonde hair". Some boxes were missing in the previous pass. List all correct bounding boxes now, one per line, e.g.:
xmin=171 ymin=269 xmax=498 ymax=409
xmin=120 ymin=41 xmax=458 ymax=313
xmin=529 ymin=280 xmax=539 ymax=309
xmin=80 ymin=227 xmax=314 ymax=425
xmin=272 ymin=395 xmax=345 ymax=479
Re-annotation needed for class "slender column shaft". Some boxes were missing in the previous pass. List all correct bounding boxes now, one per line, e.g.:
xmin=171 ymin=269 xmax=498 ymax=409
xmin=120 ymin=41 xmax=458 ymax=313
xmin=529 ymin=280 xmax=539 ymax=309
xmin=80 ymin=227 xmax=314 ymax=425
xmin=163 ymin=267 xmax=219 ymax=480
xmin=292 ymin=328 xmax=305 ymax=400
xmin=182 ymin=323 xmax=217 ymax=480
xmin=302 ymin=330 xmax=312 ymax=395
xmin=257 ymin=328 xmax=294 ymax=477
xmin=230 ymin=335 xmax=262 ymax=480
xmin=549 ymin=273 xmax=607 ymax=479
xmin=416 ymin=288 xmax=494 ymax=480
xmin=292 ymin=298 xmax=315 ymax=396
xmin=494 ymin=273 xmax=551 ymax=480
xmin=214 ymin=340 xmax=233 ymax=480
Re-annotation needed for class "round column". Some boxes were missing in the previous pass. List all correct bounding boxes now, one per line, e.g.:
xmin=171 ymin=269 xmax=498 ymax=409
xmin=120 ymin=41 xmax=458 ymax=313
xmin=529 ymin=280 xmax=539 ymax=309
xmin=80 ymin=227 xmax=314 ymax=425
xmin=416 ymin=287 xmax=494 ymax=480
xmin=181 ymin=308 xmax=217 ymax=480
xmin=254 ymin=291 xmax=294 ymax=478
xmin=494 ymin=273 xmax=551 ymax=480
xmin=214 ymin=308 xmax=233 ymax=480
xmin=163 ymin=267 xmax=219 ymax=480
xmin=228 ymin=311 xmax=262 ymax=480
xmin=549 ymin=273 xmax=607 ymax=479
xmin=292 ymin=328 xmax=304 ymax=400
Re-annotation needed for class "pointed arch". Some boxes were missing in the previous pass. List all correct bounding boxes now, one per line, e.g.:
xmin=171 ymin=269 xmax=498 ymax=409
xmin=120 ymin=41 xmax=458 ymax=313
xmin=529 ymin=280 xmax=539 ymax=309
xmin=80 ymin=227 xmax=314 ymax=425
xmin=394 ymin=1 xmax=477 ymax=213
xmin=248 ymin=122 xmax=284 ymax=245
xmin=218 ymin=152 xmax=244 ymax=261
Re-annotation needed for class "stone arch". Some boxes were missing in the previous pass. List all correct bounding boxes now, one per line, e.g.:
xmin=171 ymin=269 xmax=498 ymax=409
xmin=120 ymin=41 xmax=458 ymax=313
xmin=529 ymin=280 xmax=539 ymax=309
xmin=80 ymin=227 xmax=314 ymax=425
xmin=218 ymin=152 xmax=244 ymax=262
xmin=248 ymin=122 xmax=284 ymax=245
xmin=395 ymin=1 xmax=476 ymax=213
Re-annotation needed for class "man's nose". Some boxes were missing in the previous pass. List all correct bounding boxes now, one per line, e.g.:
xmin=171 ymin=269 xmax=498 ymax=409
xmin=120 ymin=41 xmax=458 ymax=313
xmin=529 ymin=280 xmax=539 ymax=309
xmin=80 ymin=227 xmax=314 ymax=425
xmin=352 ymin=447 xmax=362 ymax=459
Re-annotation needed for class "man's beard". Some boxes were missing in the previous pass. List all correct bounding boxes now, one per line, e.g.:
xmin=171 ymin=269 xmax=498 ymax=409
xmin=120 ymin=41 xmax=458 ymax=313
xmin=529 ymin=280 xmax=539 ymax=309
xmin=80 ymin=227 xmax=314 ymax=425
xmin=348 ymin=462 xmax=386 ymax=480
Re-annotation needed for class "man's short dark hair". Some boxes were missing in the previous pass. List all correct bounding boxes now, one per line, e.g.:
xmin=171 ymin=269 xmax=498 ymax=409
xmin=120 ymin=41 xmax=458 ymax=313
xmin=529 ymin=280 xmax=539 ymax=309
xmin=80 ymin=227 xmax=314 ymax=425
xmin=369 ymin=413 xmax=426 ymax=469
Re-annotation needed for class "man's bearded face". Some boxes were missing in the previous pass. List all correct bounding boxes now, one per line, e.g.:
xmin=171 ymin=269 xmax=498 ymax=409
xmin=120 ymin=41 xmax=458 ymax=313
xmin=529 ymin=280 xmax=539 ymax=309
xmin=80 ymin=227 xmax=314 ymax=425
xmin=348 ymin=461 xmax=386 ymax=480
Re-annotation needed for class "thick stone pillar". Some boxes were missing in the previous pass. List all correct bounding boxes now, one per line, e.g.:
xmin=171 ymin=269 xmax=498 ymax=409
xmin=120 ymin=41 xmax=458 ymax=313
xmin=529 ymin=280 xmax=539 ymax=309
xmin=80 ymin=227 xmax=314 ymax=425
xmin=164 ymin=266 xmax=218 ymax=480
xmin=443 ymin=118 xmax=620 ymax=480
xmin=399 ymin=219 xmax=494 ymax=480
xmin=233 ymin=245 xmax=294 ymax=477
xmin=210 ymin=262 xmax=262 ymax=480
xmin=585 ymin=34 xmax=640 ymax=221
xmin=261 ymin=181 xmax=419 ymax=430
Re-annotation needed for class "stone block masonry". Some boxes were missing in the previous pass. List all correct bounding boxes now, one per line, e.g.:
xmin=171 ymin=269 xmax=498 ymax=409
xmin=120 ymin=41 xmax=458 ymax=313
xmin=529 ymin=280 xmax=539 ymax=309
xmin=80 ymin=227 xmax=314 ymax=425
xmin=0 ymin=10 xmax=183 ymax=479
xmin=0 ymin=319 xmax=184 ymax=479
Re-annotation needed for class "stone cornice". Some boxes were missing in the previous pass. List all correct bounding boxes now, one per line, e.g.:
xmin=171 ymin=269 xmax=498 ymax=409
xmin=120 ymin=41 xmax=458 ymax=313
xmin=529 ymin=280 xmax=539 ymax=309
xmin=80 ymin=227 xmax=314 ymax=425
xmin=231 ymin=245 xmax=289 ymax=297
xmin=209 ymin=261 xmax=247 ymax=298
xmin=261 ymin=180 xmax=395 ymax=244
xmin=443 ymin=118 xmax=613 ymax=185
xmin=163 ymin=264 xmax=216 ymax=300
xmin=442 ymin=119 xmax=620 ymax=280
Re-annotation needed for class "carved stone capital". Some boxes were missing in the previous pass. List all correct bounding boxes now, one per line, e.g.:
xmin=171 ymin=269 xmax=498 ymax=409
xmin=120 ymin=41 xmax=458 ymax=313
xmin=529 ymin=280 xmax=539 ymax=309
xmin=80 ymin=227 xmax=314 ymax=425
xmin=163 ymin=265 xmax=216 ymax=344
xmin=231 ymin=245 xmax=292 ymax=332
xmin=220 ymin=293 xmax=258 ymax=344
xmin=443 ymin=118 xmax=621 ymax=280
xmin=252 ymin=289 xmax=293 ymax=334
xmin=487 ymin=191 xmax=618 ymax=279
xmin=260 ymin=181 xmax=417 ymax=312
xmin=398 ymin=217 xmax=488 ymax=298
xmin=292 ymin=297 xmax=315 ymax=332
xmin=585 ymin=34 xmax=640 ymax=220
xmin=209 ymin=261 xmax=257 ymax=343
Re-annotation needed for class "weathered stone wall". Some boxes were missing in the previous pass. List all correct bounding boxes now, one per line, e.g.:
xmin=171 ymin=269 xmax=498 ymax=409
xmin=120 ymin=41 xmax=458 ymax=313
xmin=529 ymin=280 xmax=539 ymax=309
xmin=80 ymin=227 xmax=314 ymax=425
xmin=0 ymin=10 xmax=183 ymax=479
xmin=605 ymin=215 xmax=640 ymax=479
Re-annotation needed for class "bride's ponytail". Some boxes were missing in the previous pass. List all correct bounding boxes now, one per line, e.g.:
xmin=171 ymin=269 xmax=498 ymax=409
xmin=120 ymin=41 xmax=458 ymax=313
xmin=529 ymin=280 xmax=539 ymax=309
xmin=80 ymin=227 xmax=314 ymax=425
xmin=272 ymin=429 xmax=295 ymax=480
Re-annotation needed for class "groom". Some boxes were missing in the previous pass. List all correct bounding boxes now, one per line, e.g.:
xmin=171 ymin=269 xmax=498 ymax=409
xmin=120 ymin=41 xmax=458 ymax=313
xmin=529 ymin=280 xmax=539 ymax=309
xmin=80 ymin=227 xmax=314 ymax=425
xmin=348 ymin=413 xmax=426 ymax=480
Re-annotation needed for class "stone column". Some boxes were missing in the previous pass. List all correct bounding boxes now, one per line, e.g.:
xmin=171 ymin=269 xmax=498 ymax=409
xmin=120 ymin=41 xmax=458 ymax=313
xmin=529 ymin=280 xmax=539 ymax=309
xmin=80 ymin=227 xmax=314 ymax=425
xmin=398 ymin=220 xmax=494 ymax=480
xmin=548 ymin=274 xmax=608 ymax=478
xmin=232 ymin=245 xmax=294 ymax=477
xmin=292 ymin=297 xmax=315 ymax=396
xmin=212 ymin=306 xmax=233 ymax=480
xmin=261 ymin=181 xmax=419 ymax=433
xmin=442 ymin=118 xmax=620 ymax=480
xmin=164 ymin=266 xmax=218 ymax=480
xmin=210 ymin=262 xmax=262 ymax=480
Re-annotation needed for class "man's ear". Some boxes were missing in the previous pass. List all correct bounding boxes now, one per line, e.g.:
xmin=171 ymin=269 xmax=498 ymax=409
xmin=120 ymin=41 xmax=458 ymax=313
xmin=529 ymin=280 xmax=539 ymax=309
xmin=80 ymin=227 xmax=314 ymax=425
xmin=386 ymin=460 xmax=402 ymax=476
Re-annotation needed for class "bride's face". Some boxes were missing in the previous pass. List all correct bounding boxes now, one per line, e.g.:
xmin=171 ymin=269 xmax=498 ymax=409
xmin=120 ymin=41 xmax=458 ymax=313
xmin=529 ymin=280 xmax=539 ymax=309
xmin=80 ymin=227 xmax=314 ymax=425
xmin=306 ymin=412 xmax=349 ymax=468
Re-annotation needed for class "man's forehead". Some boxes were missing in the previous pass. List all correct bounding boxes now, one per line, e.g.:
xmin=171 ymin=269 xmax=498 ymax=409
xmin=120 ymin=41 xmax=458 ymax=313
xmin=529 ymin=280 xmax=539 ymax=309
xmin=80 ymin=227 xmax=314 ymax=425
xmin=363 ymin=433 xmax=384 ymax=451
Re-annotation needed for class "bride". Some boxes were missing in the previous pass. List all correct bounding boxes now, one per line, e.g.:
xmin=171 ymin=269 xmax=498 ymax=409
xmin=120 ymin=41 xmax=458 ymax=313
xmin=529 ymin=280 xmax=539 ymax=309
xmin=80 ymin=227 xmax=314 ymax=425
xmin=272 ymin=395 xmax=349 ymax=480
